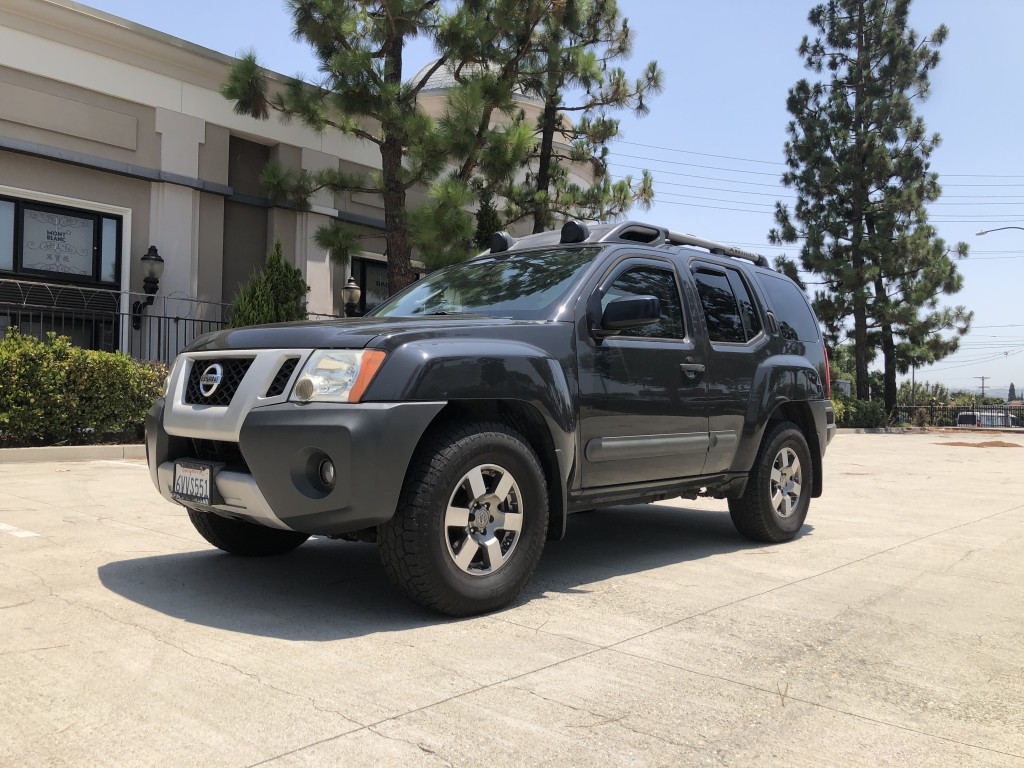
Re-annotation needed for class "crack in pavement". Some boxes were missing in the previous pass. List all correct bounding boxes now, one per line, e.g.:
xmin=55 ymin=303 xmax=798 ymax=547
xmin=365 ymin=724 xmax=455 ymax=768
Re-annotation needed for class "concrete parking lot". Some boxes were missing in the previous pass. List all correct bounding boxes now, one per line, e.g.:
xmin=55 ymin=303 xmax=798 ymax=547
xmin=0 ymin=431 xmax=1021 ymax=767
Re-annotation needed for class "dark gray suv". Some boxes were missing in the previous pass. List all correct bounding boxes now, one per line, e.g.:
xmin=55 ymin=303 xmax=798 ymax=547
xmin=146 ymin=220 xmax=836 ymax=615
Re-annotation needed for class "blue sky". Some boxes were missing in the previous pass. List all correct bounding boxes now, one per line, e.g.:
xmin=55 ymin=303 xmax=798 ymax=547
xmin=85 ymin=0 xmax=1024 ymax=397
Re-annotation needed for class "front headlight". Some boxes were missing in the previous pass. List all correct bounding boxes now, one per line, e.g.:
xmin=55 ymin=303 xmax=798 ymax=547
xmin=289 ymin=349 xmax=387 ymax=403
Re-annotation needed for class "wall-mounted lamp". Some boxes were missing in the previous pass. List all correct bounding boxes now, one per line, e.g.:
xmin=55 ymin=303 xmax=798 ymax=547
xmin=342 ymin=276 xmax=362 ymax=318
xmin=132 ymin=246 xmax=165 ymax=330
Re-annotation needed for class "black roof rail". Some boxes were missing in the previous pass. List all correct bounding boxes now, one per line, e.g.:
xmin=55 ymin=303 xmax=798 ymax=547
xmin=665 ymin=231 xmax=771 ymax=268
xmin=588 ymin=220 xmax=771 ymax=268
xmin=483 ymin=220 xmax=772 ymax=268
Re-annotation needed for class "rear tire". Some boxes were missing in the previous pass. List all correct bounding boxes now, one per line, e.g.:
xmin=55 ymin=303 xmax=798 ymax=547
xmin=729 ymin=421 xmax=812 ymax=543
xmin=378 ymin=422 xmax=549 ymax=616
xmin=187 ymin=508 xmax=309 ymax=556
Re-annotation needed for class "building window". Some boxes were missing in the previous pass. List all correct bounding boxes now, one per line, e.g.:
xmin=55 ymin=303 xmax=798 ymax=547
xmin=0 ymin=195 xmax=121 ymax=286
xmin=351 ymin=257 xmax=390 ymax=314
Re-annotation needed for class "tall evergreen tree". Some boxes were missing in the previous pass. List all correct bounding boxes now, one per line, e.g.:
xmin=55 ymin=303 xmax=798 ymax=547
xmin=222 ymin=0 xmax=544 ymax=293
xmin=1009 ymin=382 xmax=1017 ymax=402
xmin=504 ymin=0 xmax=663 ymax=232
xmin=769 ymin=0 xmax=971 ymax=414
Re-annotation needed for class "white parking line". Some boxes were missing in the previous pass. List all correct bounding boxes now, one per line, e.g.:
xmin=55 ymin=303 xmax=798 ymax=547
xmin=0 ymin=522 xmax=40 ymax=538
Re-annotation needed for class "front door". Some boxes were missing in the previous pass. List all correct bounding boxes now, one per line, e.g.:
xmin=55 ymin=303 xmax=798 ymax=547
xmin=577 ymin=257 xmax=709 ymax=488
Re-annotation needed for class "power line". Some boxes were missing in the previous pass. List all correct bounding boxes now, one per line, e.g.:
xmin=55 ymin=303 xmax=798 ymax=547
xmin=618 ymin=141 xmax=786 ymax=167
xmin=610 ymin=161 xmax=1024 ymax=189
xmin=612 ymin=139 xmax=1024 ymax=178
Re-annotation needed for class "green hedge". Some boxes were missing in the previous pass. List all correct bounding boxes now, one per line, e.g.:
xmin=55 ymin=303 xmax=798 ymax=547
xmin=835 ymin=397 xmax=889 ymax=429
xmin=0 ymin=329 xmax=166 ymax=447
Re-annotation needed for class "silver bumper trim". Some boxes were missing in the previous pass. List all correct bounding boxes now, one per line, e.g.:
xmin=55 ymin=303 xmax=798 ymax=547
xmin=157 ymin=461 xmax=294 ymax=531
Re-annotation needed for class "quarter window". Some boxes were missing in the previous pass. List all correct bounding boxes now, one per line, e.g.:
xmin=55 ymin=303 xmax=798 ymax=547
xmin=601 ymin=265 xmax=685 ymax=339
xmin=755 ymin=272 xmax=821 ymax=342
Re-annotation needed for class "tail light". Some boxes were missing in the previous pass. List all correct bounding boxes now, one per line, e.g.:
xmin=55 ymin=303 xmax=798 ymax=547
xmin=823 ymin=345 xmax=831 ymax=399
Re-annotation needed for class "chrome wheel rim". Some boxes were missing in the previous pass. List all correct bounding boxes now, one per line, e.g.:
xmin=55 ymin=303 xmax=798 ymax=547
xmin=770 ymin=447 xmax=802 ymax=518
xmin=444 ymin=463 xmax=524 ymax=576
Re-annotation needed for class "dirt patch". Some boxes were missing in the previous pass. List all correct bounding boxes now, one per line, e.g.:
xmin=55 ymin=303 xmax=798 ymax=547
xmin=937 ymin=441 xmax=1022 ymax=448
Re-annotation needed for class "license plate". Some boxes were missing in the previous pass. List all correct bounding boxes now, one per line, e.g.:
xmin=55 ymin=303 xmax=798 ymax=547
xmin=172 ymin=461 xmax=212 ymax=506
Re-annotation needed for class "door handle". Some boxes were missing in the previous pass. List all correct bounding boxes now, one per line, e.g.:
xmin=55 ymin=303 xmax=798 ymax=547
xmin=680 ymin=360 xmax=705 ymax=379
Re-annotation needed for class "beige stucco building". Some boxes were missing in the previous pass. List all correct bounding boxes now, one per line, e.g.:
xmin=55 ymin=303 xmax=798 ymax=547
xmin=0 ymin=0 xmax=595 ymax=362
xmin=0 ymin=0 xmax=397 ymax=360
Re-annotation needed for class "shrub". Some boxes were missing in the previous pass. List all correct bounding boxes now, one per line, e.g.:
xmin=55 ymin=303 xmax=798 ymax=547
xmin=0 ymin=329 xmax=165 ymax=447
xmin=837 ymin=398 xmax=889 ymax=429
xmin=229 ymin=240 xmax=309 ymax=328
xmin=830 ymin=398 xmax=845 ymax=425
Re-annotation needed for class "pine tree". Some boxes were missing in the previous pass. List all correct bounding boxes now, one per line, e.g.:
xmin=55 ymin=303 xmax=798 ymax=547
xmin=1009 ymin=382 xmax=1017 ymax=402
xmin=769 ymin=0 xmax=971 ymax=415
xmin=229 ymin=241 xmax=309 ymax=328
xmin=222 ymin=0 xmax=546 ymax=293
xmin=503 ymin=0 xmax=663 ymax=232
xmin=473 ymin=184 xmax=504 ymax=250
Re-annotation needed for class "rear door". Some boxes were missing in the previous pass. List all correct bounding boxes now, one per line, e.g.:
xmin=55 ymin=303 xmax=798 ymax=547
xmin=577 ymin=254 xmax=710 ymax=487
xmin=689 ymin=261 xmax=770 ymax=474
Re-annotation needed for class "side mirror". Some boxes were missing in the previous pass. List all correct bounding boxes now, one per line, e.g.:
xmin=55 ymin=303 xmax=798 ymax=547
xmin=598 ymin=295 xmax=661 ymax=335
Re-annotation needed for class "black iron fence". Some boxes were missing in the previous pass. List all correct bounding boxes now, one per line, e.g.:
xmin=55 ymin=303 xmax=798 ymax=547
xmin=0 ymin=277 xmax=229 ymax=366
xmin=894 ymin=404 xmax=1024 ymax=428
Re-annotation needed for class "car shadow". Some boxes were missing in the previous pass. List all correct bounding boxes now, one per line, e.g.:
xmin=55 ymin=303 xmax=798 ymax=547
xmin=97 ymin=502 xmax=812 ymax=640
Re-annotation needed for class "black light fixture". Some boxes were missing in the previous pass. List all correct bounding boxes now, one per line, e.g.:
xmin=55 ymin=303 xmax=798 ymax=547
xmin=342 ymin=276 xmax=362 ymax=317
xmin=132 ymin=246 xmax=165 ymax=330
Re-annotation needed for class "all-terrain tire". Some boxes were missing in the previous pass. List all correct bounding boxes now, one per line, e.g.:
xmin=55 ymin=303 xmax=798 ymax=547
xmin=378 ymin=422 xmax=549 ymax=616
xmin=187 ymin=508 xmax=309 ymax=556
xmin=728 ymin=421 xmax=812 ymax=543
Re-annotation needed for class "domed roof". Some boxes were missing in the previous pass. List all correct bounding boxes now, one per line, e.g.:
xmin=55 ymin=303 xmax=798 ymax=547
xmin=408 ymin=59 xmax=541 ymax=103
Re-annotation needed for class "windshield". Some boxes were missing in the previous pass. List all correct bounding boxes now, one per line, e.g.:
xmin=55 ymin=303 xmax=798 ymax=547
xmin=371 ymin=247 xmax=600 ymax=320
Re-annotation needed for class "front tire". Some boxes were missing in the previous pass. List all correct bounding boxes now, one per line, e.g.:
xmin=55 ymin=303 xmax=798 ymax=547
xmin=187 ymin=508 xmax=309 ymax=556
xmin=378 ymin=422 xmax=549 ymax=616
xmin=728 ymin=421 xmax=812 ymax=543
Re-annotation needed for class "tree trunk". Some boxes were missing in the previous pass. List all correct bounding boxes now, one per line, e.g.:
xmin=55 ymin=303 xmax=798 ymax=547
xmin=852 ymin=291 xmax=870 ymax=401
xmin=379 ymin=29 xmax=414 ymax=295
xmin=532 ymin=97 xmax=559 ymax=234
xmin=851 ymin=1 xmax=871 ymax=402
xmin=381 ymin=136 xmax=414 ymax=294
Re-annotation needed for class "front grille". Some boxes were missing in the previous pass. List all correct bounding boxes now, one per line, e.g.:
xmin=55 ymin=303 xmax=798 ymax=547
xmin=184 ymin=358 xmax=253 ymax=406
xmin=265 ymin=358 xmax=299 ymax=397
xmin=190 ymin=439 xmax=249 ymax=473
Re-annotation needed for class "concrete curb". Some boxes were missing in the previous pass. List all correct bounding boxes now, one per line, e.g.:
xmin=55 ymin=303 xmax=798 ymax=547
xmin=0 ymin=444 xmax=146 ymax=463
xmin=836 ymin=427 xmax=923 ymax=434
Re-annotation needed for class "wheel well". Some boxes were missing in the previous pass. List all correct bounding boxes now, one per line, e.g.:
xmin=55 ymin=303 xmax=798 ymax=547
xmin=768 ymin=401 xmax=823 ymax=497
xmin=415 ymin=400 xmax=566 ymax=540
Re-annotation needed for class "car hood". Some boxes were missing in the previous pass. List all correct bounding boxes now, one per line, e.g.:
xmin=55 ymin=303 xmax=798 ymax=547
xmin=186 ymin=315 xmax=550 ymax=352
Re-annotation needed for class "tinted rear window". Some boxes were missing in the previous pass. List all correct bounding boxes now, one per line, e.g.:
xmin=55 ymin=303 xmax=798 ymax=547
xmin=755 ymin=273 xmax=820 ymax=342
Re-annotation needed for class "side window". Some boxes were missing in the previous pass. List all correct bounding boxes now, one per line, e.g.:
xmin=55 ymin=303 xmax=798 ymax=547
xmin=754 ymin=273 xmax=821 ymax=342
xmin=693 ymin=267 xmax=746 ymax=343
xmin=601 ymin=265 xmax=685 ymax=339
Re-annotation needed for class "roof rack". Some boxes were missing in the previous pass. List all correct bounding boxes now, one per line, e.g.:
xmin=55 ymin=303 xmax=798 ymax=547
xmin=589 ymin=221 xmax=771 ymax=268
xmin=485 ymin=220 xmax=773 ymax=269
xmin=665 ymin=231 xmax=771 ymax=269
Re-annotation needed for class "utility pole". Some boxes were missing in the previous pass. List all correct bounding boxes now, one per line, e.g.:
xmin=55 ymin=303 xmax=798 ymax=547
xmin=975 ymin=376 xmax=989 ymax=398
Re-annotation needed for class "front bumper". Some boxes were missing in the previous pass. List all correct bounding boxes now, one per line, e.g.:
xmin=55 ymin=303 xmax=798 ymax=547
xmin=146 ymin=398 xmax=445 ymax=535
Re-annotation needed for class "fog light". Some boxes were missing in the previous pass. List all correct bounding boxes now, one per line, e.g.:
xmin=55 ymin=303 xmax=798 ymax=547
xmin=318 ymin=458 xmax=336 ymax=487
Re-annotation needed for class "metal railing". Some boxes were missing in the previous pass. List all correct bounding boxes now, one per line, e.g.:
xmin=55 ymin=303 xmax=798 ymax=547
xmin=0 ymin=277 xmax=229 ymax=365
xmin=894 ymin=404 xmax=1024 ymax=428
